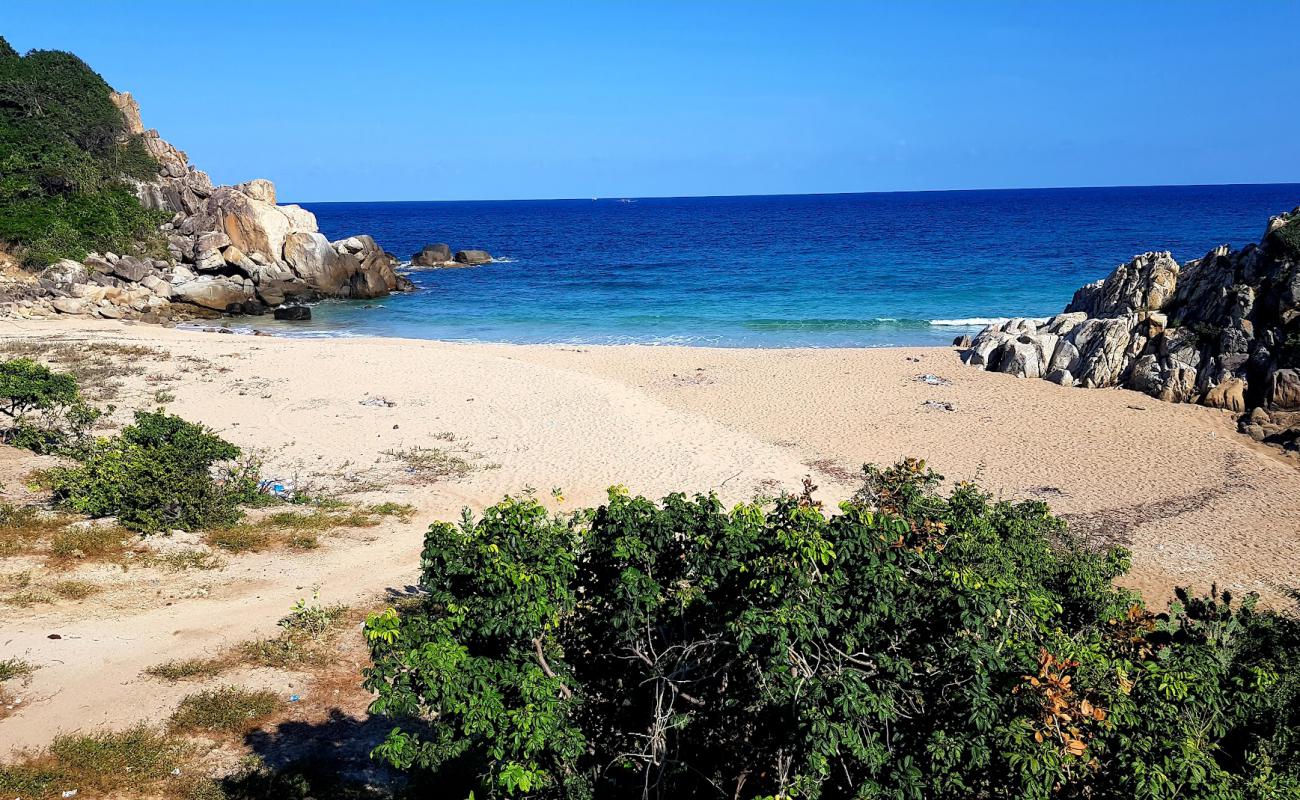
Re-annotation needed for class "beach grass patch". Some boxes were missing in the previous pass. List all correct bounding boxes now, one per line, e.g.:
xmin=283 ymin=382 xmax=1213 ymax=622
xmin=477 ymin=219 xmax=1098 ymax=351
xmin=50 ymin=578 xmax=98 ymax=600
xmin=381 ymin=444 xmax=475 ymax=482
xmin=0 ymin=657 xmax=34 ymax=682
xmin=145 ymin=655 xmax=235 ymax=683
xmin=0 ymin=504 xmax=68 ymax=557
xmin=205 ymin=525 xmax=273 ymax=553
xmin=367 ymin=501 xmax=417 ymax=521
xmin=4 ymin=589 xmax=55 ymax=606
xmin=0 ymin=725 xmax=188 ymax=798
xmin=48 ymin=524 xmax=130 ymax=563
xmin=168 ymin=686 xmax=282 ymax=734
xmin=146 ymin=548 xmax=227 ymax=572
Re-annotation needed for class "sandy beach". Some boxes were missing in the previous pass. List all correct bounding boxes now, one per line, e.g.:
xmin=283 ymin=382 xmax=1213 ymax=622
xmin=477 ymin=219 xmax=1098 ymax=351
xmin=2 ymin=317 xmax=1299 ymax=752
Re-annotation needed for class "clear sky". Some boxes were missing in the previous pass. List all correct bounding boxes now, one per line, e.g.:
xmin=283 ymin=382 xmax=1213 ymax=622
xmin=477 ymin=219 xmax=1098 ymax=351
xmin=5 ymin=1 xmax=1298 ymax=202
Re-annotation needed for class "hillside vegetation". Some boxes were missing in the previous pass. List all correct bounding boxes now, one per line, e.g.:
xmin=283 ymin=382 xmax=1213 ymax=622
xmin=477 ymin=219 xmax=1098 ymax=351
xmin=0 ymin=35 xmax=165 ymax=266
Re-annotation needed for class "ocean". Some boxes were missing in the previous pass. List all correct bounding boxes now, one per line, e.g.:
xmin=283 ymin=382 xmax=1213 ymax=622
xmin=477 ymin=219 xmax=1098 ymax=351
xmin=265 ymin=184 xmax=1300 ymax=347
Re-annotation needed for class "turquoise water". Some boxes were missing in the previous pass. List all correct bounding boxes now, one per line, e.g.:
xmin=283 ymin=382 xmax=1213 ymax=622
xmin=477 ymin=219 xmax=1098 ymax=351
xmin=255 ymin=184 xmax=1299 ymax=347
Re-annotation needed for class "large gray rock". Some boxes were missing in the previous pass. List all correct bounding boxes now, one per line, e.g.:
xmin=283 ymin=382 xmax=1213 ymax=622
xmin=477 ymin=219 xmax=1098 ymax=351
xmin=454 ymin=249 xmax=492 ymax=265
xmin=996 ymin=338 xmax=1044 ymax=379
xmin=173 ymin=278 xmax=251 ymax=311
xmin=284 ymin=232 xmax=349 ymax=295
xmin=412 ymin=243 xmax=453 ymax=266
xmin=51 ymin=297 xmax=87 ymax=315
xmin=111 ymin=256 xmax=151 ymax=283
xmin=1269 ymin=369 xmax=1300 ymax=411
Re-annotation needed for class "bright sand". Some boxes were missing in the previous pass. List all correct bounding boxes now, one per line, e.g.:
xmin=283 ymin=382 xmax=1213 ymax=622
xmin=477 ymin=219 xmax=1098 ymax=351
xmin=2 ymin=318 xmax=1299 ymax=749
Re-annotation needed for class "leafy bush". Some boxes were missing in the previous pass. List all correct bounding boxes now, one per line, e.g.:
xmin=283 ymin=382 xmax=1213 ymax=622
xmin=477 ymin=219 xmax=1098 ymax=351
xmin=0 ymin=36 xmax=166 ymax=266
xmin=51 ymin=409 xmax=255 ymax=532
xmin=365 ymin=461 xmax=1300 ymax=799
xmin=0 ymin=358 xmax=98 ymax=454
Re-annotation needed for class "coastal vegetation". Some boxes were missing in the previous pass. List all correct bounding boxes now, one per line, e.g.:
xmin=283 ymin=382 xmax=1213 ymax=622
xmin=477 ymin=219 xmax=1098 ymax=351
xmin=49 ymin=409 xmax=258 ymax=532
xmin=365 ymin=464 xmax=1300 ymax=799
xmin=0 ymin=35 xmax=166 ymax=266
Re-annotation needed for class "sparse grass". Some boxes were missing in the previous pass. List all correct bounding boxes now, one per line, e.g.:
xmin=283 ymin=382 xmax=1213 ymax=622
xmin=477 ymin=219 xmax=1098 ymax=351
xmin=50 ymin=579 xmax=98 ymax=600
xmin=145 ymin=654 xmax=236 ymax=683
xmin=0 ymin=725 xmax=191 ymax=799
xmin=168 ymin=686 xmax=282 ymax=735
xmin=5 ymin=589 xmax=55 ymax=606
xmin=0 ymin=657 xmax=34 ymax=682
xmin=204 ymin=502 xmax=413 ymax=554
xmin=204 ymin=526 xmax=273 ymax=554
xmin=147 ymin=599 xmax=354 ymax=680
xmin=154 ymin=389 xmax=176 ymax=404
xmin=0 ymin=340 xmax=170 ymax=402
xmin=0 ymin=503 xmax=67 ymax=557
xmin=146 ymin=548 xmax=227 ymax=572
xmin=241 ymin=598 xmax=352 ymax=669
xmin=367 ymin=501 xmax=417 ymax=522
xmin=2 ymin=569 xmax=32 ymax=589
xmin=48 ymin=524 xmax=131 ymax=563
xmin=381 ymin=444 xmax=476 ymax=482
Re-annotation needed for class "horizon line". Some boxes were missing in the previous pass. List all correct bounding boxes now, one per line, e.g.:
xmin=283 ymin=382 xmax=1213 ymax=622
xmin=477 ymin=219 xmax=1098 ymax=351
xmin=290 ymin=179 xmax=1300 ymax=206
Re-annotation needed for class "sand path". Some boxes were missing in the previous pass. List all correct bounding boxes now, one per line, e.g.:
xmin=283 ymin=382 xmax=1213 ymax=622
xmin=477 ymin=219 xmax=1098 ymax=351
xmin=2 ymin=319 xmax=1298 ymax=750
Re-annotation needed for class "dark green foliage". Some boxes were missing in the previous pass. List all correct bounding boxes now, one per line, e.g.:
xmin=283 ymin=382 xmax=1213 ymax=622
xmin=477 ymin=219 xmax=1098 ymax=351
xmin=1269 ymin=217 xmax=1300 ymax=262
xmin=0 ymin=358 xmax=98 ymax=453
xmin=0 ymin=37 xmax=166 ymax=266
xmin=51 ymin=409 xmax=254 ymax=532
xmin=367 ymin=461 xmax=1300 ymax=799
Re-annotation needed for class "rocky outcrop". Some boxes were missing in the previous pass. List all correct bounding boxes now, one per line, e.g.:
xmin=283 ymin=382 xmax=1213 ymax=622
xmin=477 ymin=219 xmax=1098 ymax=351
xmin=961 ymin=207 xmax=1300 ymax=452
xmin=411 ymin=243 xmax=453 ymax=267
xmin=454 ymin=249 xmax=493 ymax=265
xmin=0 ymin=91 xmax=416 ymax=324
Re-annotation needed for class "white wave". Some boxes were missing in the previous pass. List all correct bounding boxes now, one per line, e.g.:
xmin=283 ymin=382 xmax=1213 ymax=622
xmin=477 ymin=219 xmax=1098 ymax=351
xmin=928 ymin=317 xmax=1011 ymax=327
xmin=492 ymin=256 xmax=518 ymax=263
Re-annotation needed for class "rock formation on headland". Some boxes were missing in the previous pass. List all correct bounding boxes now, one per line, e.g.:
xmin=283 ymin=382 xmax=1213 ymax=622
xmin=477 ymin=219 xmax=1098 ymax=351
xmin=2 ymin=91 xmax=412 ymax=323
xmin=961 ymin=207 xmax=1300 ymax=451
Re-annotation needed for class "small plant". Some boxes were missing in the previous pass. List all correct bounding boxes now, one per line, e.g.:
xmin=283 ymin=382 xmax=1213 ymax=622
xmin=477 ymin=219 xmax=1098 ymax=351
xmin=0 ymin=657 xmax=34 ymax=682
xmin=168 ymin=686 xmax=281 ymax=734
xmin=240 ymin=593 xmax=351 ymax=669
xmin=281 ymin=589 xmax=347 ymax=637
xmin=50 ymin=579 xmax=98 ymax=600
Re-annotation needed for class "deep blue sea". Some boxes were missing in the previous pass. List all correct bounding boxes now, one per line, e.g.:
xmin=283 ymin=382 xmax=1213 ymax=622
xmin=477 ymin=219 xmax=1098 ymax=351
xmin=273 ymin=184 xmax=1300 ymax=347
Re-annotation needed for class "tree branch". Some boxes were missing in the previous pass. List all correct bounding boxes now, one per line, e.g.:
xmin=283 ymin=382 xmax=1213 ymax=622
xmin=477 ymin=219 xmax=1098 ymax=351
xmin=533 ymin=637 xmax=573 ymax=700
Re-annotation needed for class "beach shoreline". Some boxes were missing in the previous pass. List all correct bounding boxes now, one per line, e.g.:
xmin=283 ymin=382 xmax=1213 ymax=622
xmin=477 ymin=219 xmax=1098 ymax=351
xmin=2 ymin=317 xmax=1299 ymax=751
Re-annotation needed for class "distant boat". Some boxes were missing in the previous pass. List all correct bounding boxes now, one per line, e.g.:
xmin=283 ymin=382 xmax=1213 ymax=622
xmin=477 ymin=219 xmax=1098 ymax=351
xmin=619 ymin=198 xmax=636 ymax=203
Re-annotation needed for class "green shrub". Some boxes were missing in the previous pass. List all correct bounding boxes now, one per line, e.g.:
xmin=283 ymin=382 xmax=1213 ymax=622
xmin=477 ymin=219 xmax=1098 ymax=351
xmin=365 ymin=461 xmax=1300 ymax=799
xmin=0 ymin=358 xmax=98 ymax=454
xmin=51 ymin=410 xmax=254 ymax=532
xmin=1268 ymin=216 xmax=1300 ymax=262
xmin=0 ymin=37 xmax=167 ymax=266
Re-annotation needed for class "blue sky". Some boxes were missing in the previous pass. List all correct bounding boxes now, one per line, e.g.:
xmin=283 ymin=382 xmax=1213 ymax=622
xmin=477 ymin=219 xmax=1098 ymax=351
xmin=5 ymin=1 xmax=1298 ymax=202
